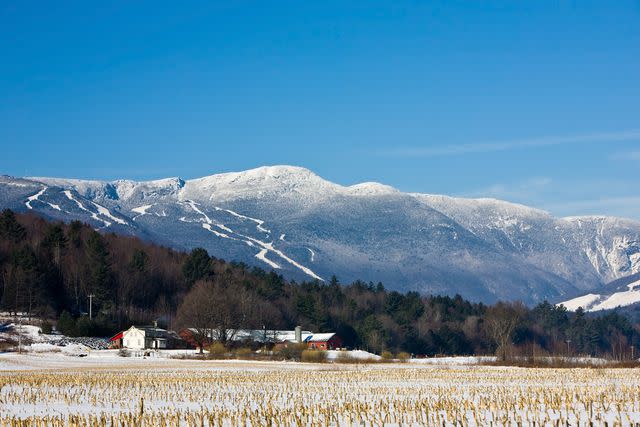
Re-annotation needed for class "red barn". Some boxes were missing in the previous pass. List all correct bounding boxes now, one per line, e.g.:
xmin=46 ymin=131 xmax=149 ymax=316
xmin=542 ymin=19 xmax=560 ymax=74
xmin=108 ymin=331 xmax=124 ymax=349
xmin=306 ymin=333 xmax=342 ymax=350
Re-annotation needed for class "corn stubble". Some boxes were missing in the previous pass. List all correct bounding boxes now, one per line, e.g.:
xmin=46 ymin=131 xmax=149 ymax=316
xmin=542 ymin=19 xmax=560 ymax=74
xmin=1 ymin=365 xmax=639 ymax=426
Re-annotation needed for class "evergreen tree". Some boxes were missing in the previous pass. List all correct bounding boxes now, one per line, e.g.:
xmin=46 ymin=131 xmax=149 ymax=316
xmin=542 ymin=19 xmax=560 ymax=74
xmin=0 ymin=209 xmax=25 ymax=242
xmin=129 ymin=249 xmax=148 ymax=272
xmin=7 ymin=246 xmax=41 ymax=316
xmin=85 ymin=231 xmax=112 ymax=305
xmin=43 ymin=224 xmax=68 ymax=266
xmin=358 ymin=315 xmax=386 ymax=353
xmin=67 ymin=220 xmax=83 ymax=247
xmin=56 ymin=310 xmax=76 ymax=335
xmin=182 ymin=248 xmax=212 ymax=285
xmin=259 ymin=271 xmax=284 ymax=300
xmin=582 ymin=321 xmax=601 ymax=355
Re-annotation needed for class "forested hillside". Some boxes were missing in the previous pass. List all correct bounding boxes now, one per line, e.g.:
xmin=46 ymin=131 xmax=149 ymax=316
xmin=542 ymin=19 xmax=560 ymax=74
xmin=0 ymin=209 xmax=637 ymax=358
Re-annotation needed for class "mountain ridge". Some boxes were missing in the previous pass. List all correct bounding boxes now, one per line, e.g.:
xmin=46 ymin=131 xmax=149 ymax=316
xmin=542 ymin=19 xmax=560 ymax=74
xmin=2 ymin=165 xmax=639 ymax=305
xmin=22 ymin=166 xmax=640 ymax=222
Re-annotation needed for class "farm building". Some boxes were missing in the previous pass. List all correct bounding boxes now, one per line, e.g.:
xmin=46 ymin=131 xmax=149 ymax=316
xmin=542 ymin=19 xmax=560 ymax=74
xmin=178 ymin=327 xmax=314 ymax=349
xmin=271 ymin=327 xmax=343 ymax=351
xmin=120 ymin=325 xmax=184 ymax=350
xmin=179 ymin=326 xmax=342 ymax=351
xmin=306 ymin=333 xmax=342 ymax=350
xmin=108 ymin=331 xmax=124 ymax=349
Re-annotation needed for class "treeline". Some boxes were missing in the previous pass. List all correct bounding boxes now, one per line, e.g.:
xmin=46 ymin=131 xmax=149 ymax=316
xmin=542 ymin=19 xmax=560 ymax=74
xmin=0 ymin=209 xmax=637 ymax=358
xmin=0 ymin=210 xmax=194 ymax=331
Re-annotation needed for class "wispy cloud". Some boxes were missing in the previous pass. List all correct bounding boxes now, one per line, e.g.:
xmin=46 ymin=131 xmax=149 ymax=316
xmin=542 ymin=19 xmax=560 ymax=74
xmin=610 ymin=150 xmax=640 ymax=161
xmin=466 ymin=177 xmax=553 ymax=201
xmin=381 ymin=130 xmax=640 ymax=157
xmin=545 ymin=197 xmax=640 ymax=221
xmin=465 ymin=177 xmax=640 ymax=220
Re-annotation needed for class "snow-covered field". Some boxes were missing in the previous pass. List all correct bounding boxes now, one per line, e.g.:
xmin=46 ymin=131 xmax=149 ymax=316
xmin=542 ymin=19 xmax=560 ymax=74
xmin=0 ymin=323 xmax=634 ymax=425
xmin=1 ymin=352 xmax=640 ymax=426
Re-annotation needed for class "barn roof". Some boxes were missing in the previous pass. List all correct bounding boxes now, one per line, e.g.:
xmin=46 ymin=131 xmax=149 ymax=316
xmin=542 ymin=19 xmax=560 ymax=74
xmin=183 ymin=328 xmax=314 ymax=343
xmin=179 ymin=328 xmax=337 ymax=344
xmin=109 ymin=331 xmax=123 ymax=341
xmin=307 ymin=333 xmax=336 ymax=342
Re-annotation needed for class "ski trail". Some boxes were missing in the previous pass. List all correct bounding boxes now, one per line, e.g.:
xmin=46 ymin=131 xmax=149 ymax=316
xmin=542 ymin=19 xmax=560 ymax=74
xmin=131 ymin=204 xmax=154 ymax=220
xmin=202 ymin=223 xmax=260 ymax=255
xmin=255 ymin=248 xmax=281 ymax=269
xmin=214 ymin=207 xmax=271 ymax=234
xmin=63 ymin=190 xmax=112 ymax=227
xmin=47 ymin=203 xmax=62 ymax=211
xmin=237 ymin=233 xmax=323 ymax=281
xmin=92 ymin=202 xmax=127 ymax=225
xmin=185 ymin=200 xmax=238 ymax=235
xmin=185 ymin=201 xmax=319 ymax=278
xmin=306 ymin=247 xmax=316 ymax=262
xmin=202 ymin=223 xmax=232 ymax=239
xmin=216 ymin=223 xmax=234 ymax=233
xmin=185 ymin=200 xmax=212 ymax=224
xmin=25 ymin=187 xmax=47 ymax=209
xmin=191 ymin=202 xmax=240 ymax=240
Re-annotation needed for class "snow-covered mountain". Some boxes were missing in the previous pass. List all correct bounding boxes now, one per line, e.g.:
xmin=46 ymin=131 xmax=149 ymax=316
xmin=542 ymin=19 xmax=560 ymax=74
xmin=2 ymin=166 xmax=640 ymax=305
xmin=559 ymin=273 xmax=640 ymax=312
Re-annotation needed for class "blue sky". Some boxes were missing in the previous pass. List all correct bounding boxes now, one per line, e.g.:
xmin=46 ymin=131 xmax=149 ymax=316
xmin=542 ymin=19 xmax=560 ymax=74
xmin=1 ymin=1 xmax=639 ymax=218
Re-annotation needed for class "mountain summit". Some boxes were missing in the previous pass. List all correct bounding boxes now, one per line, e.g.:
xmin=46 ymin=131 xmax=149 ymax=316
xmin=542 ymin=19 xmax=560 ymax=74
xmin=2 ymin=166 xmax=639 ymax=304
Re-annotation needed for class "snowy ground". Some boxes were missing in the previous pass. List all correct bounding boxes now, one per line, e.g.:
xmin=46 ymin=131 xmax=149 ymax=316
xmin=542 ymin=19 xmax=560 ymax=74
xmin=1 ymin=355 xmax=640 ymax=426
xmin=0 ymin=322 xmax=51 ymax=343
xmin=325 ymin=349 xmax=382 ymax=361
xmin=0 ymin=349 xmax=208 ymax=371
xmin=0 ymin=349 xmax=494 ymax=371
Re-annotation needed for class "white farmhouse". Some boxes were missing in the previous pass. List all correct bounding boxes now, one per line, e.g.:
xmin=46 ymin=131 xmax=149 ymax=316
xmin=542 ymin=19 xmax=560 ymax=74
xmin=122 ymin=325 xmax=171 ymax=350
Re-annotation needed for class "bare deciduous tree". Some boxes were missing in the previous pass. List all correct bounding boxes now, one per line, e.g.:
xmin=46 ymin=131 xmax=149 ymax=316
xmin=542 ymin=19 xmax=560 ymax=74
xmin=176 ymin=276 xmax=256 ymax=352
xmin=486 ymin=302 xmax=522 ymax=361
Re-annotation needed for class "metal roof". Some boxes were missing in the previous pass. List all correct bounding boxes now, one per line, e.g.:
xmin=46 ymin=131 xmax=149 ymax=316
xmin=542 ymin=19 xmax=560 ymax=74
xmin=306 ymin=333 xmax=336 ymax=342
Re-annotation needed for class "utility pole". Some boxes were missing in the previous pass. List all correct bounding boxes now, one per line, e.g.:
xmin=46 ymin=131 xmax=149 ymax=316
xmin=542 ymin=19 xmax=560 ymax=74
xmin=88 ymin=294 xmax=95 ymax=320
xmin=566 ymin=339 xmax=571 ymax=356
xmin=632 ymin=345 xmax=635 ymax=361
xmin=17 ymin=315 xmax=22 ymax=354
